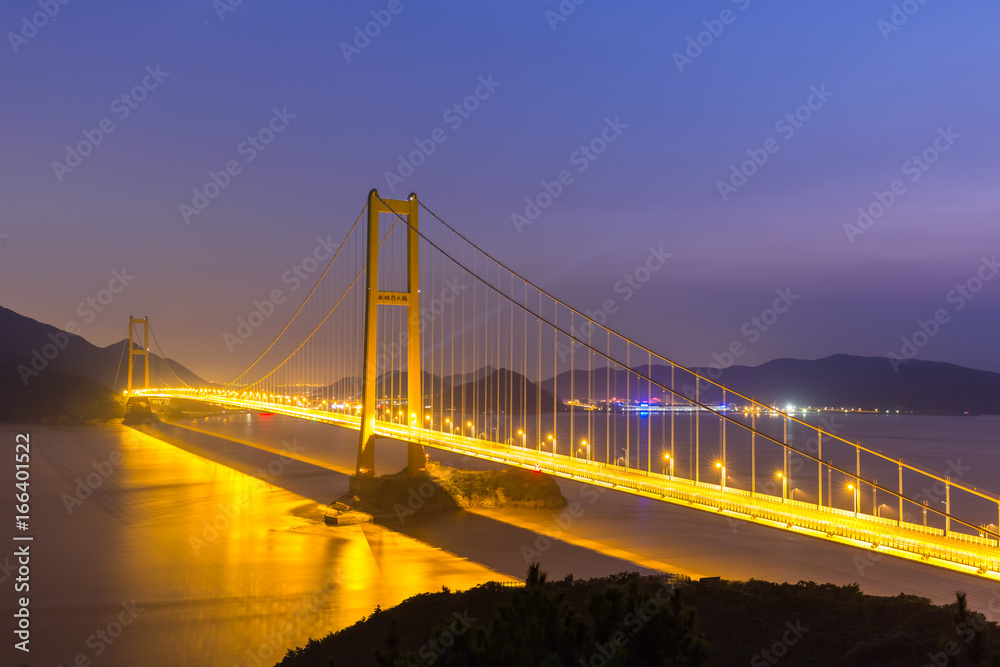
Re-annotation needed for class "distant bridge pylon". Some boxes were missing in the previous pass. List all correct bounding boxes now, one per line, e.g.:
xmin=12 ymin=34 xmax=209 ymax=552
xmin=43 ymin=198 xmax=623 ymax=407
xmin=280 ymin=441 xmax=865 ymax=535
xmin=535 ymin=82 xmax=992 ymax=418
xmin=126 ymin=315 xmax=149 ymax=395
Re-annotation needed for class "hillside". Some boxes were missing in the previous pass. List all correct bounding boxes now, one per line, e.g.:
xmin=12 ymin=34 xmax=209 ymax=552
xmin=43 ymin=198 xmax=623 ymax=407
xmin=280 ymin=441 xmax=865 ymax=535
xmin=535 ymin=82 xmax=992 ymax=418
xmin=0 ymin=306 xmax=210 ymax=423
xmin=328 ymin=368 xmax=564 ymax=417
xmin=540 ymin=354 xmax=1000 ymax=414
xmin=274 ymin=568 xmax=1000 ymax=667
xmin=5 ymin=301 xmax=998 ymax=421
xmin=447 ymin=367 xmax=566 ymax=416
xmin=691 ymin=355 xmax=1000 ymax=414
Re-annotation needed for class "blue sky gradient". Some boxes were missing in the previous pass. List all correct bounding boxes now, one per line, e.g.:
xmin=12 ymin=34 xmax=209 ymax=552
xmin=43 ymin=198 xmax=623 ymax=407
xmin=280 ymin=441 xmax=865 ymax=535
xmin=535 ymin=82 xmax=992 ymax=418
xmin=2 ymin=0 xmax=998 ymax=381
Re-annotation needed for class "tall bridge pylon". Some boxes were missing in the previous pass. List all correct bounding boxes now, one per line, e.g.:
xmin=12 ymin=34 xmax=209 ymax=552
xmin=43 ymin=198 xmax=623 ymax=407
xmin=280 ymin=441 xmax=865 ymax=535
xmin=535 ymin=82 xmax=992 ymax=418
xmin=127 ymin=316 xmax=150 ymax=395
xmin=354 ymin=189 xmax=425 ymax=487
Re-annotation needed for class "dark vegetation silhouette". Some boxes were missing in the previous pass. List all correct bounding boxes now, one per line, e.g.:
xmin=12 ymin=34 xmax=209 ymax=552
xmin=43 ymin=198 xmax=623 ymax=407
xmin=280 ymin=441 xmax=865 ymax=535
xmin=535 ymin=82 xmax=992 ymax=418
xmin=276 ymin=569 xmax=1000 ymax=667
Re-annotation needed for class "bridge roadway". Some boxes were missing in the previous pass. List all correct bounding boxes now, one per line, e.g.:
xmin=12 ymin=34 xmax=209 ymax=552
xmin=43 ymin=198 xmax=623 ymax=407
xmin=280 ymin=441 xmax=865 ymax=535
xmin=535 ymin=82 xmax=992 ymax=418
xmin=137 ymin=390 xmax=1000 ymax=583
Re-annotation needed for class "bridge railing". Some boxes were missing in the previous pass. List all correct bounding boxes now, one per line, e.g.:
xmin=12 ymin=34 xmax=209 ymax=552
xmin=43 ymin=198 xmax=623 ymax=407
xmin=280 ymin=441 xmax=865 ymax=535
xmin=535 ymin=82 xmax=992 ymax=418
xmin=373 ymin=420 xmax=1000 ymax=573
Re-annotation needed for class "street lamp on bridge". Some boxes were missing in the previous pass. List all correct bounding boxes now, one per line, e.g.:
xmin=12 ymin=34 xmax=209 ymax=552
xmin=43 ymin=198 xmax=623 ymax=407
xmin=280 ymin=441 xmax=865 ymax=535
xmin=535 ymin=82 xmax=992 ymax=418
xmin=715 ymin=461 xmax=726 ymax=489
xmin=777 ymin=472 xmax=787 ymax=503
xmin=664 ymin=454 xmax=673 ymax=479
xmin=848 ymin=483 xmax=860 ymax=517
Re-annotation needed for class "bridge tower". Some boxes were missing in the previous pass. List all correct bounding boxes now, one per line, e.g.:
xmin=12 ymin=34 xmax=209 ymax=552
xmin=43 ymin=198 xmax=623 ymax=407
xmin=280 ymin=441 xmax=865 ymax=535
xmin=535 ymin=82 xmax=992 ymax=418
xmin=127 ymin=316 xmax=150 ymax=395
xmin=353 ymin=189 xmax=425 ymax=489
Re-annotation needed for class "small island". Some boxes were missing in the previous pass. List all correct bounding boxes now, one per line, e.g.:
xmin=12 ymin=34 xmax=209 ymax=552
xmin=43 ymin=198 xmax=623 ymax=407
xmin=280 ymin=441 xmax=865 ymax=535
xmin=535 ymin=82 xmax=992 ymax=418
xmin=425 ymin=462 xmax=567 ymax=510
xmin=326 ymin=463 xmax=568 ymax=525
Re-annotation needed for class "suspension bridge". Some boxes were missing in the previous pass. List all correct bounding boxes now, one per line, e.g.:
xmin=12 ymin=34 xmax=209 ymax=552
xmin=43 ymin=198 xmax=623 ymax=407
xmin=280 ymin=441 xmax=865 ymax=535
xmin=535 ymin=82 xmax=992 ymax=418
xmin=129 ymin=189 xmax=1000 ymax=582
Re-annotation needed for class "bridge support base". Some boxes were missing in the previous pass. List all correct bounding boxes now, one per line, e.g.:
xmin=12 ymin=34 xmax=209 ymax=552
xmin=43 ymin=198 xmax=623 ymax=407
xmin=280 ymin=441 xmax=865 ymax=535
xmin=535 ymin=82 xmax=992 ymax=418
xmin=348 ymin=475 xmax=378 ymax=497
xmin=347 ymin=471 xmax=458 ymax=520
xmin=407 ymin=441 xmax=426 ymax=475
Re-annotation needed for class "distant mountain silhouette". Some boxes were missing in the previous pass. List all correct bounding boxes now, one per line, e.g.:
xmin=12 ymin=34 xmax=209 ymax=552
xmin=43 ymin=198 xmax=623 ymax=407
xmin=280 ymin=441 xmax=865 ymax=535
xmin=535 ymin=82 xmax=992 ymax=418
xmin=540 ymin=354 xmax=1000 ymax=415
xmin=5 ymin=303 xmax=997 ymax=421
xmin=315 ymin=376 xmax=362 ymax=401
xmin=0 ymin=306 xmax=210 ymax=422
xmin=446 ymin=367 xmax=565 ymax=416
xmin=318 ymin=369 xmax=562 ymax=416
xmin=691 ymin=354 xmax=1000 ymax=414
xmin=441 ymin=365 xmax=498 ymax=388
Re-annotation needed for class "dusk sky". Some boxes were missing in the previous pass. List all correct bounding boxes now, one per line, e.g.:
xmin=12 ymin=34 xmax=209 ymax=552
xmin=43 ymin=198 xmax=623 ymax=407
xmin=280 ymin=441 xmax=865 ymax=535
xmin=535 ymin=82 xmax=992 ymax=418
xmin=2 ymin=0 xmax=998 ymax=383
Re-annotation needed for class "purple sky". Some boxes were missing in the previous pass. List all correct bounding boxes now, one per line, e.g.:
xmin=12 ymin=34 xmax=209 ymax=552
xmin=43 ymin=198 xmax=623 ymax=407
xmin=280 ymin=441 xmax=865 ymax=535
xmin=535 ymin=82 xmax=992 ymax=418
xmin=1 ymin=1 xmax=998 ymax=383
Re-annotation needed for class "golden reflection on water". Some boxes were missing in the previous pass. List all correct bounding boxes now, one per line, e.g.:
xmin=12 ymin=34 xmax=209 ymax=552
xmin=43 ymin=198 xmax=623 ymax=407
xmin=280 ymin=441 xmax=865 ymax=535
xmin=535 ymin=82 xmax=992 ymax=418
xmin=13 ymin=426 xmax=515 ymax=667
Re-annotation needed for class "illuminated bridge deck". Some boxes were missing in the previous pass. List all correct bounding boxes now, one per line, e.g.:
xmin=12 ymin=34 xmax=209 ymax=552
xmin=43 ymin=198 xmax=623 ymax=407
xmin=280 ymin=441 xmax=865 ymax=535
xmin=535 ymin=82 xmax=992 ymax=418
xmin=135 ymin=389 xmax=1000 ymax=583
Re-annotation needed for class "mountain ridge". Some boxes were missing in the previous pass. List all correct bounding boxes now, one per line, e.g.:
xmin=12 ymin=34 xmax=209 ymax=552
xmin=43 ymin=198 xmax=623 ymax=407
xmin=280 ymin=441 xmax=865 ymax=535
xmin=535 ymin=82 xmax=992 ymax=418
xmin=3 ymin=305 xmax=998 ymax=420
xmin=539 ymin=353 xmax=1000 ymax=414
xmin=0 ymin=306 xmax=210 ymax=422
